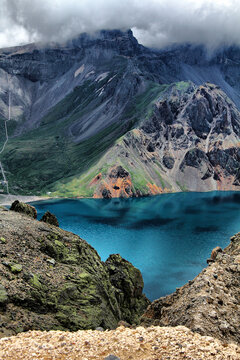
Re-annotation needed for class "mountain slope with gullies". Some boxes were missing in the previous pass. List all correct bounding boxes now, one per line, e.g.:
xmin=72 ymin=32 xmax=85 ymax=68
xmin=56 ymin=82 xmax=240 ymax=198
xmin=0 ymin=204 xmax=149 ymax=337
xmin=0 ymin=30 xmax=240 ymax=197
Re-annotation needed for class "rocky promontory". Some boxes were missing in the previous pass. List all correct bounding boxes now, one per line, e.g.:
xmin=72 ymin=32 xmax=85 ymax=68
xmin=0 ymin=201 xmax=240 ymax=358
xmin=142 ymin=232 xmax=240 ymax=345
xmin=0 ymin=203 xmax=149 ymax=337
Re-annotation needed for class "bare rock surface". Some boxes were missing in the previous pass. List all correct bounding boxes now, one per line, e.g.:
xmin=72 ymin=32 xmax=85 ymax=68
xmin=10 ymin=200 xmax=37 ymax=219
xmin=0 ymin=205 xmax=149 ymax=337
xmin=142 ymin=233 xmax=240 ymax=345
xmin=40 ymin=211 xmax=59 ymax=227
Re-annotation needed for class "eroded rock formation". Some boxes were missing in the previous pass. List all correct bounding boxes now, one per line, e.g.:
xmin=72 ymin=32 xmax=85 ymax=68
xmin=141 ymin=233 xmax=240 ymax=344
xmin=0 ymin=205 xmax=149 ymax=337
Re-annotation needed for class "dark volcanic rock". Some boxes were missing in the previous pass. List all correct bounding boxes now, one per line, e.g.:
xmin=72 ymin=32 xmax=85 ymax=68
xmin=0 ymin=207 xmax=149 ymax=337
xmin=102 ymin=188 xmax=112 ymax=199
xmin=163 ymin=154 xmax=175 ymax=169
xmin=40 ymin=211 xmax=59 ymax=227
xmin=208 ymin=148 xmax=240 ymax=175
xmin=147 ymin=142 xmax=155 ymax=152
xmin=141 ymin=233 xmax=240 ymax=345
xmin=109 ymin=166 xmax=129 ymax=179
xmin=201 ymin=167 xmax=213 ymax=180
xmin=10 ymin=200 xmax=37 ymax=219
xmin=180 ymin=148 xmax=209 ymax=170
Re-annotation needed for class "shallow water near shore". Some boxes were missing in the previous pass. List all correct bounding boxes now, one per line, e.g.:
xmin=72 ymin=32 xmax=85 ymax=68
xmin=31 ymin=191 xmax=240 ymax=301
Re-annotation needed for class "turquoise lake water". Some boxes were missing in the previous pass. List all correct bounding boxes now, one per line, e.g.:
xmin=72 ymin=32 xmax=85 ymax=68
xmin=31 ymin=191 xmax=240 ymax=301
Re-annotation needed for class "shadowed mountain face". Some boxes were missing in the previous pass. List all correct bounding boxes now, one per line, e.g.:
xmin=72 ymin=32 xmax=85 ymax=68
xmin=0 ymin=29 xmax=240 ymax=197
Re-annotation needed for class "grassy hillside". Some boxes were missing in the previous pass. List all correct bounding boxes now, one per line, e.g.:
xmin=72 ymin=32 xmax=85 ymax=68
xmin=1 ymin=79 xmax=168 ymax=196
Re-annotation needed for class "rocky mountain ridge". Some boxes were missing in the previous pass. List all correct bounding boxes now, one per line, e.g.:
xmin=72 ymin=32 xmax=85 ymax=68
xmin=0 ymin=30 xmax=240 ymax=197
xmin=66 ymin=82 xmax=240 ymax=198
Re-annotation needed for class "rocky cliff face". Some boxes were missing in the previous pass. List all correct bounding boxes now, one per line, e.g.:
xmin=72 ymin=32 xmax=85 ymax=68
xmin=141 ymin=233 xmax=240 ymax=345
xmin=0 ymin=30 xmax=240 ymax=197
xmin=0 ymin=204 xmax=149 ymax=337
xmin=71 ymin=82 xmax=240 ymax=198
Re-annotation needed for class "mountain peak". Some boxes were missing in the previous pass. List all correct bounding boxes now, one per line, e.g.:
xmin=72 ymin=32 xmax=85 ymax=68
xmin=69 ymin=28 xmax=140 ymax=55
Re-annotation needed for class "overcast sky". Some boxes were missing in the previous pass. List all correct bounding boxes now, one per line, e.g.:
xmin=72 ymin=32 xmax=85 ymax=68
xmin=0 ymin=0 xmax=239 ymax=49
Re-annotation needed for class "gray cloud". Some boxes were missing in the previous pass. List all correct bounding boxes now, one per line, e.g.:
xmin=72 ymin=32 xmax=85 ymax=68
xmin=1 ymin=0 xmax=240 ymax=49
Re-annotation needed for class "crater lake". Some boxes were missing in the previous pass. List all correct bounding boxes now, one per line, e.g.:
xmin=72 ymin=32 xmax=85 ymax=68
xmin=31 ymin=191 xmax=240 ymax=301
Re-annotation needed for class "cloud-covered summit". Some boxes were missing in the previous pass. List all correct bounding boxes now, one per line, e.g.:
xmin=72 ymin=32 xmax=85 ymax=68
xmin=1 ymin=0 xmax=240 ymax=49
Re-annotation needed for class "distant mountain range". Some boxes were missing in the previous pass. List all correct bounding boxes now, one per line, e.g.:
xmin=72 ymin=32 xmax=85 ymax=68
xmin=0 ymin=29 xmax=240 ymax=197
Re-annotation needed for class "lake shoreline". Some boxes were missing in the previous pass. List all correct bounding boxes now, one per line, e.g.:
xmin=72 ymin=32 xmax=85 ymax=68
xmin=30 ymin=191 xmax=240 ymax=301
xmin=0 ymin=194 xmax=51 ymax=206
xmin=1 ymin=188 xmax=240 ymax=206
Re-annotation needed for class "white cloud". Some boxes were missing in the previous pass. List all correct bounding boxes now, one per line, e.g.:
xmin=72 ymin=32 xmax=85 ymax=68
xmin=0 ymin=0 xmax=240 ymax=49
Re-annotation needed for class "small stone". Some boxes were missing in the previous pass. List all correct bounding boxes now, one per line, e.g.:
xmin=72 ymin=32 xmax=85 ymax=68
xmin=207 ymin=258 xmax=214 ymax=265
xmin=2 ymin=261 xmax=10 ymax=267
xmin=219 ymin=321 xmax=230 ymax=331
xmin=104 ymin=355 xmax=121 ymax=360
xmin=209 ymin=310 xmax=218 ymax=319
xmin=0 ymin=284 xmax=8 ymax=304
xmin=211 ymin=246 xmax=222 ymax=260
xmin=10 ymin=264 xmax=22 ymax=273
xmin=0 ymin=237 xmax=6 ymax=244
xmin=234 ymin=255 xmax=240 ymax=264
xmin=96 ymin=327 xmax=104 ymax=332
xmin=46 ymin=258 xmax=56 ymax=266
xmin=117 ymin=320 xmax=130 ymax=328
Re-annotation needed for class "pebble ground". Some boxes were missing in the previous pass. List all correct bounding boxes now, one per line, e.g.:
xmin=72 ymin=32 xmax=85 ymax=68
xmin=0 ymin=326 xmax=239 ymax=360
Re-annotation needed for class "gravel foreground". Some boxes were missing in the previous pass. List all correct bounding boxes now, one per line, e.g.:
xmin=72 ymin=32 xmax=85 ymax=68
xmin=0 ymin=326 xmax=239 ymax=360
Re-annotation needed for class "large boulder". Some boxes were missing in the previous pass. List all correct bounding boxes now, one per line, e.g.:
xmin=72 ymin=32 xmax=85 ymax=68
xmin=105 ymin=254 xmax=150 ymax=324
xmin=10 ymin=200 xmax=37 ymax=219
xmin=0 ymin=207 xmax=149 ymax=337
xmin=40 ymin=211 xmax=59 ymax=227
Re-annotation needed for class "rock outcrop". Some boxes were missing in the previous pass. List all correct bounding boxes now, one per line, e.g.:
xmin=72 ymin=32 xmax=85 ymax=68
xmin=92 ymin=166 xmax=135 ymax=199
xmin=10 ymin=200 xmax=37 ymax=219
xmin=84 ymin=82 xmax=240 ymax=198
xmin=40 ymin=211 xmax=59 ymax=227
xmin=0 ymin=205 xmax=149 ymax=337
xmin=141 ymin=233 xmax=240 ymax=345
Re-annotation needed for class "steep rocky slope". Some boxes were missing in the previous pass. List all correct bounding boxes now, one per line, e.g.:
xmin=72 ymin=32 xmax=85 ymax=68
xmin=61 ymin=82 xmax=240 ymax=198
xmin=141 ymin=233 xmax=240 ymax=345
xmin=0 ymin=204 xmax=149 ymax=337
xmin=0 ymin=30 xmax=240 ymax=197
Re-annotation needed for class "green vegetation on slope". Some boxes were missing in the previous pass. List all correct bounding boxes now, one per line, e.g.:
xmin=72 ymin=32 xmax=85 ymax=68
xmin=50 ymin=82 xmax=171 ymax=197
xmin=1 ymin=79 xmax=190 ymax=196
xmin=122 ymin=82 xmax=169 ymax=126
